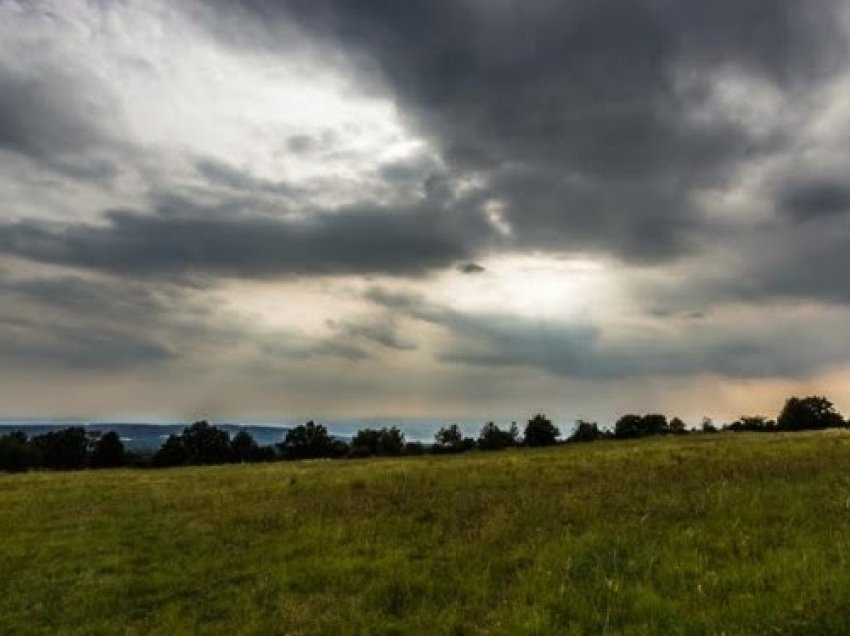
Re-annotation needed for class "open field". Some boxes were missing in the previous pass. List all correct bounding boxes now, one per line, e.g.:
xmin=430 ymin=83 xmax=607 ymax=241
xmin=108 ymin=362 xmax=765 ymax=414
xmin=3 ymin=432 xmax=850 ymax=634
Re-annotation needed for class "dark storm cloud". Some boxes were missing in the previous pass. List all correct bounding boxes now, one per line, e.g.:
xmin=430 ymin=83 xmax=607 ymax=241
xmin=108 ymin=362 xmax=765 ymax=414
xmin=0 ymin=199 xmax=487 ymax=278
xmin=200 ymin=0 xmax=847 ymax=263
xmin=0 ymin=64 xmax=118 ymax=179
xmin=780 ymin=178 xmax=850 ymax=221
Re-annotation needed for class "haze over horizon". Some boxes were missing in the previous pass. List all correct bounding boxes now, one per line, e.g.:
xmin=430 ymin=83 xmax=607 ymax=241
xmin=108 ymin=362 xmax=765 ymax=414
xmin=2 ymin=1 xmax=850 ymax=425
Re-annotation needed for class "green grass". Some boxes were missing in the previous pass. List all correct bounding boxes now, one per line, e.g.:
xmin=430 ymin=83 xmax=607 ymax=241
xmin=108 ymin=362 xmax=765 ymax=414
xmin=3 ymin=432 xmax=850 ymax=634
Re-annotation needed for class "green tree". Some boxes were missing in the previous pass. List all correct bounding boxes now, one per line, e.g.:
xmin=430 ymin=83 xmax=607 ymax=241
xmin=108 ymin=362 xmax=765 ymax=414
xmin=280 ymin=421 xmax=338 ymax=459
xmin=477 ymin=422 xmax=518 ymax=450
xmin=350 ymin=427 xmax=406 ymax=456
xmin=181 ymin=421 xmax=231 ymax=465
xmin=153 ymin=434 xmax=188 ymax=467
xmin=523 ymin=414 xmax=559 ymax=447
xmin=669 ymin=417 xmax=687 ymax=435
xmin=777 ymin=396 xmax=844 ymax=431
xmin=615 ymin=414 xmax=669 ymax=439
xmin=433 ymin=424 xmax=473 ymax=453
xmin=89 ymin=431 xmax=126 ymax=468
xmin=0 ymin=432 xmax=39 ymax=472
xmin=32 ymin=427 xmax=88 ymax=470
xmin=569 ymin=420 xmax=602 ymax=443
xmin=230 ymin=430 xmax=260 ymax=463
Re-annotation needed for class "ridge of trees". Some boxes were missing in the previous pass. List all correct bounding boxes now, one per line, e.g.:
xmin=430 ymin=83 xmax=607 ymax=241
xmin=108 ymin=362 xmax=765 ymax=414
xmin=2 ymin=395 xmax=848 ymax=473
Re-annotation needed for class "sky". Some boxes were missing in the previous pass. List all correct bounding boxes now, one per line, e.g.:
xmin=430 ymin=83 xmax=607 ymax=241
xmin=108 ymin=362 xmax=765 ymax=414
xmin=2 ymin=0 xmax=850 ymax=426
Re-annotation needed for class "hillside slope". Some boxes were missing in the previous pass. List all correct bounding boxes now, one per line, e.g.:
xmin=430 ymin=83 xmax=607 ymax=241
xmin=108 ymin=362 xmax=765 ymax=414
xmin=3 ymin=432 xmax=850 ymax=634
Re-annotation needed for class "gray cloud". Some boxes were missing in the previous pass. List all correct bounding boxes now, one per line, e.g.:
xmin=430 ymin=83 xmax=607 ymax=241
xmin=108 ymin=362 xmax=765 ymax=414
xmin=457 ymin=262 xmax=485 ymax=275
xmin=201 ymin=0 xmax=847 ymax=264
xmin=365 ymin=286 xmax=850 ymax=380
xmin=0 ymin=274 xmax=178 ymax=370
xmin=780 ymin=178 xmax=850 ymax=222
xmin=195 ymin=158 xmax=298 ymax=196
xmin=0 ymin=198 xmax=488 ymax=278
xmin=327 ymin=316 xmax=417 ymax=352
xmin=0 ymin=62 xmax=119 ymax=180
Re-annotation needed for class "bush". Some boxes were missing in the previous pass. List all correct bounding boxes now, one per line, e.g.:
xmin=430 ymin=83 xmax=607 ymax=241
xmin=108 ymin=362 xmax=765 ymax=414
xmin=523 ymin=414 xmax=559 ymax=447
xmin=403 ymin=441 xmax=425 ymax=456
xmin=477 ymin=422 xmax=518 ymax=451
xmin=724 ymin=416 xmax=776 ymax=433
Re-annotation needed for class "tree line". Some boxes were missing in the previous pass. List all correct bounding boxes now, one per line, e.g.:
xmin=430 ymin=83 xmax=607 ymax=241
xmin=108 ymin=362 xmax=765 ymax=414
xmin=1 ymin=395 xmax=847 ymax=473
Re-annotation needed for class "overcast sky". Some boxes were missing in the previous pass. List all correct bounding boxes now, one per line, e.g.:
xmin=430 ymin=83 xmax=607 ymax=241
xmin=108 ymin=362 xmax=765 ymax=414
xmin=2 ymin=0 xmax=850 ymax=425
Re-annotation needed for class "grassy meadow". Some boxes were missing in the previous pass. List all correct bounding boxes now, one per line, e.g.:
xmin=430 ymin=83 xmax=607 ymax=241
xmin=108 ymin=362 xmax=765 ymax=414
xmin=3 ymin=431 xmax=850 ymax=634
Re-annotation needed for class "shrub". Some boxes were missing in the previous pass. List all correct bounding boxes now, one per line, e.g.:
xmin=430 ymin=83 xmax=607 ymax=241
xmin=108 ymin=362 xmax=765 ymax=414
xmin=403 ymin=441 xmax=425 ymax=455
xmin=724 ymin=416 xmax=776 ymax=433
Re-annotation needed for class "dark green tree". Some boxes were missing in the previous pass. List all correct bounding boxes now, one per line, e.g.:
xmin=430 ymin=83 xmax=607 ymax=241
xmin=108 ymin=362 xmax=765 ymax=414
xmin=32 ymin=427 xmax=88 ymax=470
xmin=433 ymin=424 xmax=473 ymax=453
xmin=569 ymin=420 xmax=602 ymax=443
xmin=523 ymin=414 xmax=560 ymax=447
xmin=615 ymin=414 xmax=669 ymax=439
xmin=477 ymin=422 xmax=518 ymax=450
xmin=181 ymin=421 xmax=231 ymax=465
xmin=350 ymin=427 xmax=405 ymax=456
xmin=725 ymin=416 xmax=775 ymax=433
xmin=669 ymin=417 xmax=687 ymax=435
xmin=89 ymin=431 xmax=126 ymax=468
xmin=230 ymin=430 xmax=260 ymax=463
xmin=777 ymin=396 xmax=844 ymax=431
xmin=279 ymin=421 xmax=338 ymax=459
xmin=642 ymin=414 xmax=669 ymax=436
xmin=0 ymin=432 xmax=39 ymax=472
xmin=615 ymin=414 xmax=643 ymax=439
xmin=153 ymin=434 xmax=188 ymax=467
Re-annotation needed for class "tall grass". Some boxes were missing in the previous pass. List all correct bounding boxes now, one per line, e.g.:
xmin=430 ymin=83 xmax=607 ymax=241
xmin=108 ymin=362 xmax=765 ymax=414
xmin=2 ymin=431 xmax=850 ymax=633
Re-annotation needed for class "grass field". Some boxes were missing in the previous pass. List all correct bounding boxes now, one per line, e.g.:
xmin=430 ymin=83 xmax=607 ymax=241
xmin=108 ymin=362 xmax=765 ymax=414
xmin=3 ymin=432 xmax=850 ymax=634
